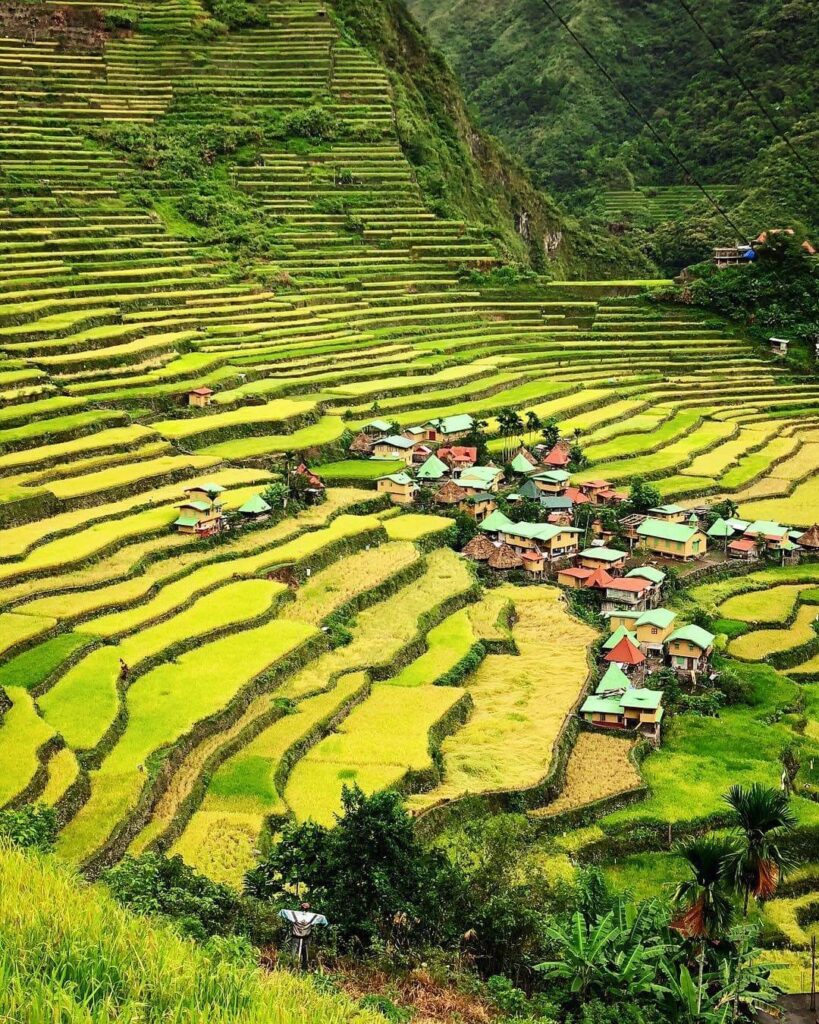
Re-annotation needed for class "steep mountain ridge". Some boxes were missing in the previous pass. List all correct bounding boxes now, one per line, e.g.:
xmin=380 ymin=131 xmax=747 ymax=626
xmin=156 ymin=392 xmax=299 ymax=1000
xmin=407 ymin=0 xmax=819 ymax=236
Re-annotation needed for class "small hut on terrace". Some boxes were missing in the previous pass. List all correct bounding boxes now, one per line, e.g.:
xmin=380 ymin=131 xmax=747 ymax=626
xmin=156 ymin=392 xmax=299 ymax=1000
xmin=797 ymin=525 xmax=819 ymax=551
xmin=435 ymin=479 xmax=468 ymax=507
xmin=349 ymin=432 xmax=373 ymax=456
xmin=462 ymin=534 xmax=496 ymax=562
xmin=488 ymin=543 xmax=523 ymax=571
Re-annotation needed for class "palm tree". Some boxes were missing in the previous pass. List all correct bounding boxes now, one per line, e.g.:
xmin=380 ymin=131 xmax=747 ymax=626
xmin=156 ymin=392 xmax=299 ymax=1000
xmin=525 ymin=410 xmax=541 ymax=445
xmin=672 ymin=836 xmax=735 ymax=1014
xmin=724 ymin=782 xmax=797 ymax=914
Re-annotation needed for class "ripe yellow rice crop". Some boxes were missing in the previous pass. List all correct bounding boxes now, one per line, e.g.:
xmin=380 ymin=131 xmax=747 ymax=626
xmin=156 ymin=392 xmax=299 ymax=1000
xmin=531 ymin=733 xmax=642 ymax=818
xmin=410 ymin=586 xmax=595 ymax=808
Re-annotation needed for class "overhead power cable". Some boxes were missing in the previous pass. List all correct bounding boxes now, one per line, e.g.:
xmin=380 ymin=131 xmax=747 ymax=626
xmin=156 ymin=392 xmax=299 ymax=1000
xmin=537 ymin=0 xmax=749 ymax=239
xmin=675 ymin=0 xmax=819 ymax=188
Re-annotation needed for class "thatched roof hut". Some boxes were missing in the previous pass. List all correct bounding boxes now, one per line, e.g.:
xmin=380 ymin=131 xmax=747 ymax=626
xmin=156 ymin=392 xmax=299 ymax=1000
xmin=797 ymin=524 xmax=819 ymax=550
xmin=462 ymin=534 xmax=496 ymax=561
xmin=435 ymin=479 xmax=468 ymax=506
xmin=348 ymin=432 xmax=373 ymax=455
xmin=487 ymin=543 xmax=523 ymax=570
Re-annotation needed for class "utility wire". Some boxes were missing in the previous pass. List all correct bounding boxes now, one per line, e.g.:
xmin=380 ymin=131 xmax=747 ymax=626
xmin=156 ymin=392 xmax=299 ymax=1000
xmin=676 ymin=0 xmax=819 ymax=188
xmin=538 ymin=0 xmax=749 ymax=239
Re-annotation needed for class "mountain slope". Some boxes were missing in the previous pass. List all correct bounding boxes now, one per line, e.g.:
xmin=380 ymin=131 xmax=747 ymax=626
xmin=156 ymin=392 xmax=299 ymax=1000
xmin=407 ymin=0 xmax=819 ymax=233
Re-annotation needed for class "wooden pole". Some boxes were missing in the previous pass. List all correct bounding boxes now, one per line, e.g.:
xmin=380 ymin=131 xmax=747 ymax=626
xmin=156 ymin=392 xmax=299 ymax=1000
xmin=810 ymin=933 xmax=816 ymax=1012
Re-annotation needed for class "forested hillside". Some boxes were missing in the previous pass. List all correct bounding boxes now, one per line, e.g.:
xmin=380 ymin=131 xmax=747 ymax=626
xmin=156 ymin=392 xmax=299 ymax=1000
xmin=407 ymin=0 xmax=819 ymax=241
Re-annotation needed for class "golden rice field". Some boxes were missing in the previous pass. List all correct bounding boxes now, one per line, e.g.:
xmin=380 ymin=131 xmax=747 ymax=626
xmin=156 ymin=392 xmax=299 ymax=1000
xmin=409 ymin=586 xmax=595 ymax=810
xmin=532 ymin=733 xmax=643 ymax=818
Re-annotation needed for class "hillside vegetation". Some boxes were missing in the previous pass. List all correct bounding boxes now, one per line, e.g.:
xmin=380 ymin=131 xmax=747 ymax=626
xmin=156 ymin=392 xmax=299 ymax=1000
xmin=408 ymin=0 xmax=819 ymax=249
xmin=0 ymin=842 xmax=381 ymax=1023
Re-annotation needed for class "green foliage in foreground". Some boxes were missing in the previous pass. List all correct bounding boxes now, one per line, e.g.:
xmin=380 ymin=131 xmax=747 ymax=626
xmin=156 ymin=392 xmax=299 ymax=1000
xmin=0 ymin=843 xmax=384 ymax=1024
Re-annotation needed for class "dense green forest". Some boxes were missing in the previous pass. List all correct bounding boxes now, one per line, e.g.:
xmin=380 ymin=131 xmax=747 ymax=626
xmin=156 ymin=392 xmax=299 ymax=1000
xmin=406 ymin=0 xmax=818 ymax=245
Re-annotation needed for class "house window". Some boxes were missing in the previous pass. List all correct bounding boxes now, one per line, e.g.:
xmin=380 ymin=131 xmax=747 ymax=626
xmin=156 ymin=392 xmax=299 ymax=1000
xmin=651 ymin=627 xmax=658 ymax=635
xmin=693 ymin=540 xmax=701 ymax=553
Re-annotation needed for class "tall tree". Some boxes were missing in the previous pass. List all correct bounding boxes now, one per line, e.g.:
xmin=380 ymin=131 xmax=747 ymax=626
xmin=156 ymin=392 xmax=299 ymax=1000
xmin=724 ymin=783 xmax=797 ymax=913
xmin=672 ymin=836 xmax=735 ymax=1014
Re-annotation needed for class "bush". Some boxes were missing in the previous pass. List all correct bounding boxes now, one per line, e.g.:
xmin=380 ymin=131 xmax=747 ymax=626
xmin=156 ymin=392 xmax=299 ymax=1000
xmin=0 ymin=804 xmax=57 ymax=852
xmin=205 ymin=0 xmax=267 ymax=29
xmin=104 ymin=853 xmax=244 ymax=941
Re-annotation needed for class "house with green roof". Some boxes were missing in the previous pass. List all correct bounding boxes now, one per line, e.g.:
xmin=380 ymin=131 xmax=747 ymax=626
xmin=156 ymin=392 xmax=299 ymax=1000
xmin=648 ymin=504 xmax=687 ymax=522
xmin=578 ymin=546 xmax=628 ymax=571
xmin=580 ymin=683 xmax=665 ymax=742
xmin=376 ymin=472 xmax=418 ymax=506
xmin=458 ymin=465 xmax=504 ymax=494
xmin=510 ymin=451 xmax=538 ymax=475
xmin=425 ymin=414 xmax=474 ymax=442
xmin=371 ymin=434 xmax=417 ymax=464
xmin=666 ymin=623 xmax=715 ymax=673
xmin=529 ymin=469 xmax=571 ymax=496
xmin=707 ymin=517 xmax=734 ymax=541
xmin=416 ymin=454 xmax=449 ymax=481
xmin=636 ymin=517 xmax=707 ymax=560
xmin=497 ymin=518 xmax=581 ymax=561
xmin=237 ymin=493 xmax=272 ymax=518
xmin=174 ymin=496 xmax=224 ymax=538
xmin=602 ymin=624 xmax=638 ymax=651
xmin=365 ymin=419 xmax=393 ymax=436
xmin=634 ymin=608 xmax=677 ymax=653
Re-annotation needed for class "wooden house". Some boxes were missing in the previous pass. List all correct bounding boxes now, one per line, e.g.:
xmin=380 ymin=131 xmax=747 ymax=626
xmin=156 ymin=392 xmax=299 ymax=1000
xmin=438 ymin=446 xmax=477 ymax=475
xmin=647 ymin=504 xmax=687 ymax=523
xmin=557 ymin=566 xmax=594 ymax=589
xmin=461 ymin=492 xmax=498 ymax=523
xmin=371 ymin=434 xmax=417 ymax=464
xmin=529 ymin=469 xmax=571 ymax=496
xmin=742 ymin=520 xmax=790 ymax=552
xmin=174 ymin=497 xmax=224 ymax=537
xmin=623 ymin=565 xmax=666 ymax=607
xmin=458 ymin=465 xmax=504 ymax=494
xmin=510 ymin=450 xmax=539 ymax=475
xmin=423 ymin=414 xmax=474 ymax=443
xmin=364 ymin=419 xmax=393 ymax=437
xmin=577 ymin=546 xmax=628 ymax=572
xmin=601 ymin=575 xmax=653 ymax=613
xmin=636 ymin=518 xmax=707 ymax=560
xmin=633 ymin=608 xmax=677 ymax=655
xmin=580 ymin=674 xmax=664 ymax=741
xmin=603 ymin=609 xmax=642 ymax=632
xmin=666 ymin=624 xmax=715 ymax=674
xmin=187 ymin=386 xmax=214 ymax=408
xmin=377 ymin=472 xmax=418 ymax=505
xmin=580 ymin=480 xmax=614 ymax=504
xmin=522 ymin=550 xmax=546 ymax=576
xmin=727 ymin=537 xmax=758 ymax=561
xmin=797 ymin=525 xmax=819 ymax=551
xmin=184 ymin=482 xmax=225 ymax=506
xmin=496 ymin=519 xmax=580 ymax=561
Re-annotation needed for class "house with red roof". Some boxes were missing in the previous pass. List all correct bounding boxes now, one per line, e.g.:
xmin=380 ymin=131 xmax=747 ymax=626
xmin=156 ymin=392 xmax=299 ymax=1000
xmin=187 ymin=386 xmax=214 ymax=408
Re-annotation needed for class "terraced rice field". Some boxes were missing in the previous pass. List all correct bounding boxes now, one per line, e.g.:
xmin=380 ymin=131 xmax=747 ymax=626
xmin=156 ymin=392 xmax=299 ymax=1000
xmin=1 ymin=0 xmax=818 ymax=885
xmin=532 ymin=733 xmax=643 ymax=819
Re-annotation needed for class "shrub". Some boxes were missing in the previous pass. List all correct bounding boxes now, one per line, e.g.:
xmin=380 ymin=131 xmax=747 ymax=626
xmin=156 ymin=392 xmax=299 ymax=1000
xmin=104 ymin=853 xmax=244 ymax=941
xmin=0 ymin=804 xmax=57 ymax=852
